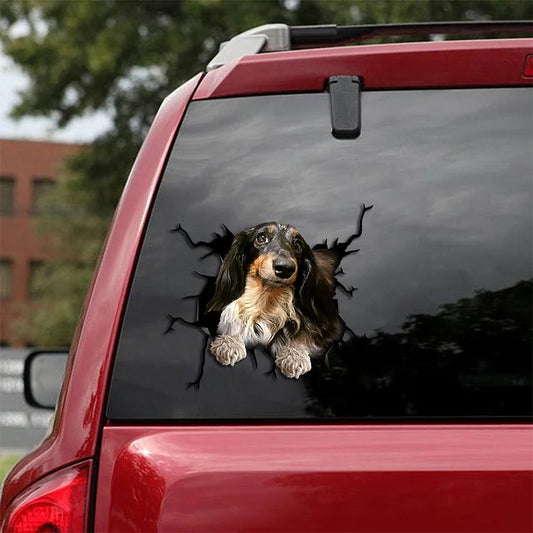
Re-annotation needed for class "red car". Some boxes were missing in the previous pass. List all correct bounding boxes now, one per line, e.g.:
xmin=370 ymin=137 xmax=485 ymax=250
xmin=2 ymin=22 xmax=532 ymax=532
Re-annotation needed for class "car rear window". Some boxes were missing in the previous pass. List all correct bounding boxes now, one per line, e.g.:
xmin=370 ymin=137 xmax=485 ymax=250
xmin=107 ymin=87 xmax=532 ymax=421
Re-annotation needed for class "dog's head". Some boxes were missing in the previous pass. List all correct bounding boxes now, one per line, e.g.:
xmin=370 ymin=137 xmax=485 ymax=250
xmin=208 ymin=222 xmax=315 ymax=310
xmin=208 ymin=222 xmax=337 ymax=331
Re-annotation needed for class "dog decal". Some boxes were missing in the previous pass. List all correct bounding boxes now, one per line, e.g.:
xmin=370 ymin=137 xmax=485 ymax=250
xmin=166 ymin=204 xmax=373 ymax=386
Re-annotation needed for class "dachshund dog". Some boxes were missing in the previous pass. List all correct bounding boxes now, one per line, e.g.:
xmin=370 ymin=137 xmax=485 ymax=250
xmin=208 ymin=222 xmax=340 ymax=379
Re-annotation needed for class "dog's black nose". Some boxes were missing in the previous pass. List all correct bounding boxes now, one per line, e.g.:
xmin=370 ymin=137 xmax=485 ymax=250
xmin=273 ymin=258 xmax=296 ymax=279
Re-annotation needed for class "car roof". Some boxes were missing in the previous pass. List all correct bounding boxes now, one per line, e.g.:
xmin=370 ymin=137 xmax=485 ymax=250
xmin=206 ymin=21 xmax=533 ymax=71
xmin=195 ymin=38 xmax=533 ymax=99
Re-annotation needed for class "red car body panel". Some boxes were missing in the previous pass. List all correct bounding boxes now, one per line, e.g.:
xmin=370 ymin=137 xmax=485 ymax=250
xmin=93 ymin=425 xmax=533 ymax=532
xmin=194 ymin=39 xmax=533 ymax=100
xmin=2 ymin=37 xmax=532 ymax=531
xmin=0 ymin=73 xmax=203 ymax=510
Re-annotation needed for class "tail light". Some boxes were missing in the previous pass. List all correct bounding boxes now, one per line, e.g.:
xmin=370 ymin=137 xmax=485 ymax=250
xmin=2 ymin=461 xmax=90 ymax=533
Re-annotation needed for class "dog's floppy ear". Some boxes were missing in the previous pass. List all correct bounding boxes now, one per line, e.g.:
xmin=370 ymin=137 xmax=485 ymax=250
xmin=297 ymin=244 xmax=337 ymax=333
xmin=207 ymin=230 xmax=249 ymax=311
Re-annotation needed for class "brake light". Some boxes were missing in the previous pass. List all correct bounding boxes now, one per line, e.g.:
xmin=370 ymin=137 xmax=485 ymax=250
xmin=523 ymin=54 xmax=533 ymax=78
xmin=3 ymin=462 xmax=90 ymax=533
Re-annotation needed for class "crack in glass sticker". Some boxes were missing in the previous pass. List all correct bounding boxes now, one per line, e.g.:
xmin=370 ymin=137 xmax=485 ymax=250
xmin=165 ymin=204 xmax=373 ymax=388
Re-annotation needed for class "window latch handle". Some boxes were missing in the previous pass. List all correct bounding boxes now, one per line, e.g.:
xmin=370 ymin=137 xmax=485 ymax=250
xmin=328 ymin=75 xmax=362 ymax=140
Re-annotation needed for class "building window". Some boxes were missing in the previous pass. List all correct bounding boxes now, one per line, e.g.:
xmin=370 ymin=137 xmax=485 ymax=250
xmin=0 ymin=176 xmax=16 ymax=215
xmin=29 ymin=260 xmax=45 ymax=299
xmin=32 ymin=178 xmax=56 ymax=214
xmin=0 ymin=259 xmax=13 ymax=300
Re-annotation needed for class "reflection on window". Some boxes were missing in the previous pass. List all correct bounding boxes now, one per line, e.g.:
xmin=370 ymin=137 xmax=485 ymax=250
xmin=304 ymin=279 xmax=532 ymax=418
xmin=0 ymin=259 xmax=13 ymax=300
xmin=32 ymin=178 xmax=56 ymax=214
xmin=0 ymin=176 xmax=15 ymax=215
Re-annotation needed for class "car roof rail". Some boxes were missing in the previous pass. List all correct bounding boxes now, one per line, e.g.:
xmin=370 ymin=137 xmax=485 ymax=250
xmin=207 ymin=20 xmax=533 ymax=71
xmin=207 ymin=24 xmax=290 ymax=71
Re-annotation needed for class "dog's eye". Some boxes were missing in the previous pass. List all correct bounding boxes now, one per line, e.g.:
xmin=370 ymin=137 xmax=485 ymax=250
xmin=255 ymin=232 xmax=269 ymax=245
xmin=293 ymin=239 xmax=303 ymax=253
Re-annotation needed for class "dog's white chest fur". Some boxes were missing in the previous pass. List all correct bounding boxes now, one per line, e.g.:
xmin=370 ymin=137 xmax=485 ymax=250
xmin=217 ymin=278 xmax=300 ymax=347
xmin=218 ymin=301 xmax=275 ymax=346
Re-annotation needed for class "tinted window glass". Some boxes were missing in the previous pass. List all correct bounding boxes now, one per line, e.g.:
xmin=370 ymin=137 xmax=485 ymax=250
xmin=0 ymin=259 xmax=13 ymax=300
xmin=31 ymin=178 xmax=56 ymax=214
xmin=108 ymin=88 xmax=532 ymax=420
xmin=0 ymin=176 xmax=15 ymax=215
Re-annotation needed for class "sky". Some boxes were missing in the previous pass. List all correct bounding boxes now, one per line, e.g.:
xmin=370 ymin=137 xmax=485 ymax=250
xmin=0 ymin=50 xmax=111 ymax=144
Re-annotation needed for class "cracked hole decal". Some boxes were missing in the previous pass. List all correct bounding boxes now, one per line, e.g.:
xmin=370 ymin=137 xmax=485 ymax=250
xmin=165 ymin=204 xmax=373 ymax=388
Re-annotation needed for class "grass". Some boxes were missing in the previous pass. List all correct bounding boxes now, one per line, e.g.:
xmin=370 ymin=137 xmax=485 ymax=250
xmin=0 ymin=455 xmax=22 ymax=485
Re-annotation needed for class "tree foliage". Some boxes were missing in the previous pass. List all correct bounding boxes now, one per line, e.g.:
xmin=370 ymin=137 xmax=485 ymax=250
xmin=1 ymin=0 xmax=531 ymax=345
xmin=305 ymin=279 xmax=532 ymax=417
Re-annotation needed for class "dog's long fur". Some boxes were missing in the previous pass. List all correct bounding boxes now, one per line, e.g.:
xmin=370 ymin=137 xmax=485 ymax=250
xmin=208 ymin=222 xmax=339 ymax=378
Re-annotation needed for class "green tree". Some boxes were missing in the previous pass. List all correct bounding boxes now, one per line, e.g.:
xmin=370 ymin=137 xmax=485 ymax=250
xmin=1 ymin=0 xmax=531 ymax=345
xmin=305 ymin=279 xmax=532 ymax=417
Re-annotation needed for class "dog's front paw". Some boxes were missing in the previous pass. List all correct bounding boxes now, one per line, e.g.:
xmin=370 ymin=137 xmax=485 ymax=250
xmin=275 ymin=346 xmax=312 ymax=379
xmin=210 ymin=334 xmax=247 ymax=366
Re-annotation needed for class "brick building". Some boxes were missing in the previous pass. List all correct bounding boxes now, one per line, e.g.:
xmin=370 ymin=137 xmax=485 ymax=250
xmin=0 ymin=139 xmax=81 ymax=346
